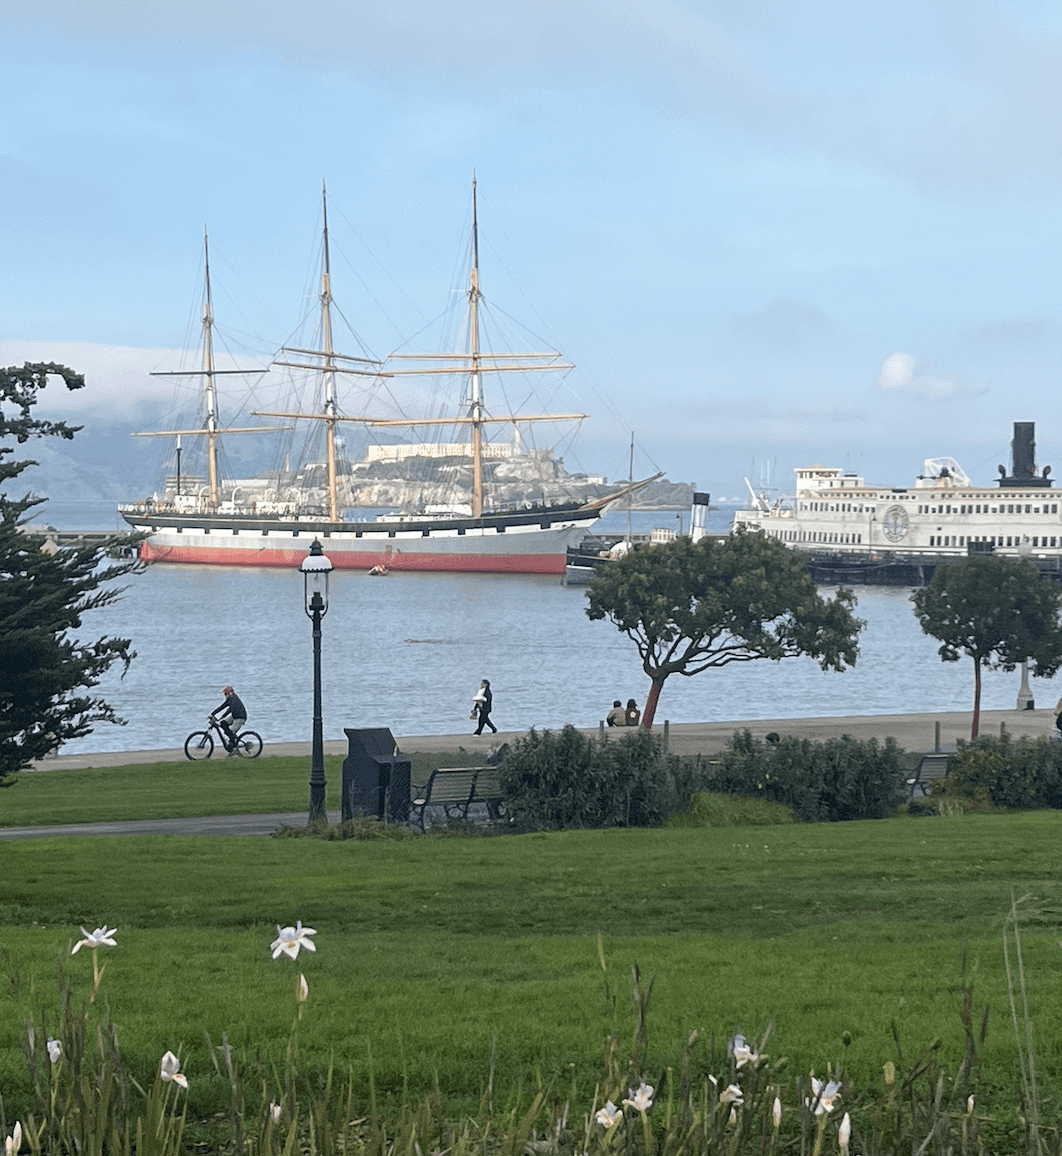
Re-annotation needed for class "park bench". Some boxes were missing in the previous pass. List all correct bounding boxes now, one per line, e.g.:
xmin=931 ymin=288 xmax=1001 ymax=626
xmin=907 ymin=753 xmax=952 ymax=797
xmin=409 ymin=767 xmax=506 ymax=831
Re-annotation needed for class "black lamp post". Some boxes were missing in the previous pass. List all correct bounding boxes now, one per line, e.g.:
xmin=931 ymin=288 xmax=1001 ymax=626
xmin=300 ymin=539 xmax=333 ymax=823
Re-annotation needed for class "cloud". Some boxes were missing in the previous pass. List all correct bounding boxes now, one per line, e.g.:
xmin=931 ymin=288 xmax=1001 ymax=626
xmin=876 ymin=351 xmax=986 ymax=398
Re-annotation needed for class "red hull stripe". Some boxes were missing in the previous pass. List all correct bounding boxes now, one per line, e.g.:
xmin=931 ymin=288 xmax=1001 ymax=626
xmin=139 ymin=540 xmax=567 ymax=575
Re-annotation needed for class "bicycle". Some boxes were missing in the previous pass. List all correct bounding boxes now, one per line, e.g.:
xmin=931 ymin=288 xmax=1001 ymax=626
xmin=184 ymin=717 xmax=263 ymax=761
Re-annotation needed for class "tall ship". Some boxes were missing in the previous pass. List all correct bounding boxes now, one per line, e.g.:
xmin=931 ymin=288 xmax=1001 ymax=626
xmin=120 ymin=183 xmax=648 ymax=574
xmin=732 ymin=422 xmax=1062 ymax=583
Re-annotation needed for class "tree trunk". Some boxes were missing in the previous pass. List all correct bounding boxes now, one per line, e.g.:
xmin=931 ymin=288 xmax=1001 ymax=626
xmin=971 ymin=656 xmax=982 ymax=739
xmin=641 ymin=676 xmax=667 ymax=729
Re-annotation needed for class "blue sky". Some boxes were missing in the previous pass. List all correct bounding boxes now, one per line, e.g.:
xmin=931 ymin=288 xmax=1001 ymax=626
xmin=5 ymin=0 xmax=1062 ymax=501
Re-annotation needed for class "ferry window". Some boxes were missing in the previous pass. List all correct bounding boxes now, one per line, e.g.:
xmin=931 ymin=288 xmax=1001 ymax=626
xmin=1026 ymin=505 xmax=1032 ymax=513
xmin=1034 ymin=537 xmax=1039 ymax=547
xmin=1054 ymin=505 xmax=1059 ymax=514
xmin=960 ymin=536 xmax=965 ymax=545
xmin=1053 ymin=537 xmax=1058 ymax=547
xmin=1007 ymin=536 xmax=1013 ymax=546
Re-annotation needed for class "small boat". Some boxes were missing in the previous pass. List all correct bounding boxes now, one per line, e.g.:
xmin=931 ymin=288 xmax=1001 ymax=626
xmin=120 ymin=182 xmax=655 ymax=574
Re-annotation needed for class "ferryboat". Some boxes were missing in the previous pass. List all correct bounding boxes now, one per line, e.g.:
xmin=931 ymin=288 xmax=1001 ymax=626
xmin=732 ymin=422 xmax=1062 ymax=583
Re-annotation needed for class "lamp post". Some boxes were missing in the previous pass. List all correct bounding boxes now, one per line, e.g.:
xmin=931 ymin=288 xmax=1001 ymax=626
xmin=301 ymin=539 xmax=333 ymax=823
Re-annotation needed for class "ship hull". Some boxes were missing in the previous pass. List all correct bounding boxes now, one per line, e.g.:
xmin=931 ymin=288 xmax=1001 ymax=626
xmin=121 ymin=506 xmax=601 ymax=574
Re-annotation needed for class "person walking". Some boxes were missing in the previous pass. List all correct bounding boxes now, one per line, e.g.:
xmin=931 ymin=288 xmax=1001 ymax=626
xmin=473 ymin=679 xmax=497 ymax=735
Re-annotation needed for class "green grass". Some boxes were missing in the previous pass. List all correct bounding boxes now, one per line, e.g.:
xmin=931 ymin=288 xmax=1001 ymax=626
xmin=0 ymin=751 xmax=487 ymax=826
xmin=5 ymin=808 xmax=1062 ymax=1125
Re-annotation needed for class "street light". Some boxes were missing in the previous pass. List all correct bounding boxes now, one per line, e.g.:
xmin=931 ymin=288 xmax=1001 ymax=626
xmin=301 ymin=539 xmax=333 ymax=823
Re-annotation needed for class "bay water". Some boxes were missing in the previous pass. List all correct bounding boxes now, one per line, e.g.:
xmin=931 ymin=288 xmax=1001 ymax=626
xmin=29 ymin=501 xmax=1056 ymax=754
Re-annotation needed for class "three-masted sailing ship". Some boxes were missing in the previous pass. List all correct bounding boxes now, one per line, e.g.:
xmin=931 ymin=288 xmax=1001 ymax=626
xmin=120 ymin=184 xmax=645 ymax=574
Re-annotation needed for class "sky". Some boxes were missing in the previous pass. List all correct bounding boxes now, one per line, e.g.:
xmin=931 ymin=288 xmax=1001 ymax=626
xmin=5 ymin=0 xmax=1062 ymax=502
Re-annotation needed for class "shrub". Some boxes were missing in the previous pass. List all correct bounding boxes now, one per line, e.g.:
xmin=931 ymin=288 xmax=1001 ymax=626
xmin=498 ymin=725 xmax=693 ymax=829
xmin=704 ymin=730 xmax=908 ymax=822
xmin=936 ymin=733 xmax=1062 ymax=810
xmin=666 ymin=791 xmax=798 ymax=827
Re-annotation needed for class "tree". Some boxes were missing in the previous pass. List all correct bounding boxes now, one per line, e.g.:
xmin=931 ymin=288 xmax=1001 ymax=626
xmin=0 ymin=363 xmax=140 ymax=780
xmin=585 ymin=529 xmax=863 ymax=728
xmin=911 ymin=554 xmax=1062 ymax=739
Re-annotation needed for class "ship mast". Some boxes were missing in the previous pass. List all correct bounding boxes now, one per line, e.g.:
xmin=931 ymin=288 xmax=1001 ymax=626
xmin=320 ymin=185 xmax=340 ymax=521
xmin=133 ymin=228 xmax=276 ymax=507
xmin=468 ymin=176 xmax=485 ymax=516
xmin=380 ymin=176 xmax=584 ymax=518
xmin=255 ymin=182 xmax=386 ymax=522
xmin=201 ymin=232 xmax=221 ymax=506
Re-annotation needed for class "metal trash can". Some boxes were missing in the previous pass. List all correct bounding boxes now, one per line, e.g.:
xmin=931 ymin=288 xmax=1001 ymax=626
xmin=341 ymin=728 xmax=411 ymax=823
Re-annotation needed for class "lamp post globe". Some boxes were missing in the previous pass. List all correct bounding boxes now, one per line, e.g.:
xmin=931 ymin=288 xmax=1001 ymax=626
xmin=300 ymin=539 xmax=333 ymax=823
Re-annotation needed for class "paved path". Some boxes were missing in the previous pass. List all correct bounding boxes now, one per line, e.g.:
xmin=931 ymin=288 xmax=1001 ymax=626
xmin=7 ymin=708 xmax=1053 ymax=841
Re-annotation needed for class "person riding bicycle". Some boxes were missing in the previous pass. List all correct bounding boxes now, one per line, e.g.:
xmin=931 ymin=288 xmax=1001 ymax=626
xmin=210 ymin=686 xmax=247 ymax=755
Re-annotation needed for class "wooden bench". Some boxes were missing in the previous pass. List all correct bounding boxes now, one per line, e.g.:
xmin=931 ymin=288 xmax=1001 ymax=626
xmin=907 ymin=753 xmax=952 ymax=797
xmin=409 ymin=767 xmax=506 ymax=831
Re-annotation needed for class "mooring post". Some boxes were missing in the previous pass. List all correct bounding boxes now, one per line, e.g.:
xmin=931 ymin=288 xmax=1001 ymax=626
xmin=934 ymin=721 xmax=940 ymax=752
xmin=663 ymin=719 xmax=669 ymax=756
xmin=599 ymin=720 xmax=605 ymax=740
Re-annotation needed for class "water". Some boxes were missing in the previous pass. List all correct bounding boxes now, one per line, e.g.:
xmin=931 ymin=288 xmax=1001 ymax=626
xmin=31 ymin=501 xmax=1056 ymax=754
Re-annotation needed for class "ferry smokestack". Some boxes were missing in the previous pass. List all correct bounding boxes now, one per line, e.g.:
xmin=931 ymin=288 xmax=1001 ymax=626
xmin=690 ymin=491 xmax=710 ymax=542
xmin=999 ymin=421 xmax=1052 ymax=488
xmin=1012 ymin=422 xmax=1036 ymax=480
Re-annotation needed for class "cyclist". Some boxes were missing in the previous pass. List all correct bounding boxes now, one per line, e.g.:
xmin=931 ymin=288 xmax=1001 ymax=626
xmin=211 ymin=686 xmax=248 ymax=756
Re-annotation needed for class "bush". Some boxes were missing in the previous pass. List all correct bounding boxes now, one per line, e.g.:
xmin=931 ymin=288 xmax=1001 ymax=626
xmin=704 ymin=730 xmax=908 ymax=822
xmin=936 ymin=733 xmax=1062 ymax=809
xmin=498 ymin=725 xmax=693 ymax=829
xmin=666 ymin=791 xmax=798 ymax=827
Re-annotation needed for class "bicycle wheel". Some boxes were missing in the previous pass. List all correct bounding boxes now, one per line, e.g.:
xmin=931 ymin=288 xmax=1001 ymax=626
xmin=235 ymin=730 xmax=263 ymax=759
xmin=184 ymin=731 xmax=214 ymax=760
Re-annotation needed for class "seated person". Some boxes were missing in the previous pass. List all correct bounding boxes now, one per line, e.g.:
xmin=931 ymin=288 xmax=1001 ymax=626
xmin=624 ymin=698 xmax=641 ymax=726
xmin=606 ymin=700 xmax=625 ymax=726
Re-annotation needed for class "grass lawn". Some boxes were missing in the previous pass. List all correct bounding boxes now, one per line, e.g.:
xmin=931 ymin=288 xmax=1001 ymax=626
xmin=0 ymin=752 xmax=486 ymax=826
xmin=4 ymin=803 xmax=1062 ymax=1124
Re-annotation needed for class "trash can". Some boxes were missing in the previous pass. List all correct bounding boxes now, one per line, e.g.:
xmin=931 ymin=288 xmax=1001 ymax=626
xmin=341 ymin=728 xmax=411 ymax=823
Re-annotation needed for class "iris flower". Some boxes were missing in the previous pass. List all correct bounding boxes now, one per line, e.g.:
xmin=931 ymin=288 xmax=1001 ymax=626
xmin=595 ymin=1101 xmax=623 ymax=1128
xmin=773 ymin=1097 xmax=782 ymax=1129
xmin=270 ymin=921 xmax=317 ymax=960
xmin=4 ymin=1123 xmax=21 ymax=1156
xmin=71 ymin=926 xmax=117 ymax=954
xmin=730 ymin=1033 xmax=762 ymax=1068
xmin=47 ymin=1039 xmax=62 ymax=1064
xmin=806 ymin=1077 xmax=842 ymax=1116
xmin=622 ymin=1082 xmax=654 ymax=1112
xmin=270 ymin=1103 xmax=282 ymax=1123
xmin=160 ymin=1051 xmax=188 ymax=1089
xmin=297 ymin=974 xmax=309 ymax=1002
xmin=719 ymin=1084 xmax=744 ymax=1105
xmin=839 ymin=1112 xmax=851 ymax=1153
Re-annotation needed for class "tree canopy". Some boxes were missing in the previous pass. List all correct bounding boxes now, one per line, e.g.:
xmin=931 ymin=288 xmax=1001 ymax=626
xmin=911 ymin=554 xmax=1062 ymax=738
xmin=585 ymin=529 xmax=863 ymax=728
xmin=0 ymin=363 xmax=140 ymax=779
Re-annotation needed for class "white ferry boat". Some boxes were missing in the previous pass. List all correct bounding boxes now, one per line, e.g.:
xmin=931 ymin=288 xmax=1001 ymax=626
xmin=733 ymin=423 xmax=1062 ymax=578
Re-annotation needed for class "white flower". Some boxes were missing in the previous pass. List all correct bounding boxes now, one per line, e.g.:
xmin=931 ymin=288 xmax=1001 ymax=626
xmin=719 ymin=1084 xmax=743 ymax=1105
xmin=269 ymin=1103 xmax=282 ymax=1123
xmin=270 ymin=921 xmax=317 ymax=960
xmin=71 ymin=926 xmax=117 ymax=954
xmin=773 ymin=1097 xmax=782 ymax=1128
xmin=622 ymin=1082 xmax=654 ymax=1112
xmin=967 ymin=1095 xmax=975 ymax=1115
xmin=47 ymin=1038 xmax=62 ymax=1064
xmin=731 ymin=1033 xmax=762 ymax=1068
xmin=160 ymin=1050 xmax=188 ymax=1089
xmin=297 ymin=973 xmax=309 ymax=1002
xmin=595 ymin=1101 xmax=623 ymax=1128
xmin=839 ymin=1111 xmax=851 ymax=1153
xmin=4 ymin=1123 xmax=21 ymax=1156
xmin=806 ymin=1077 xmax=842 ymax=1116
